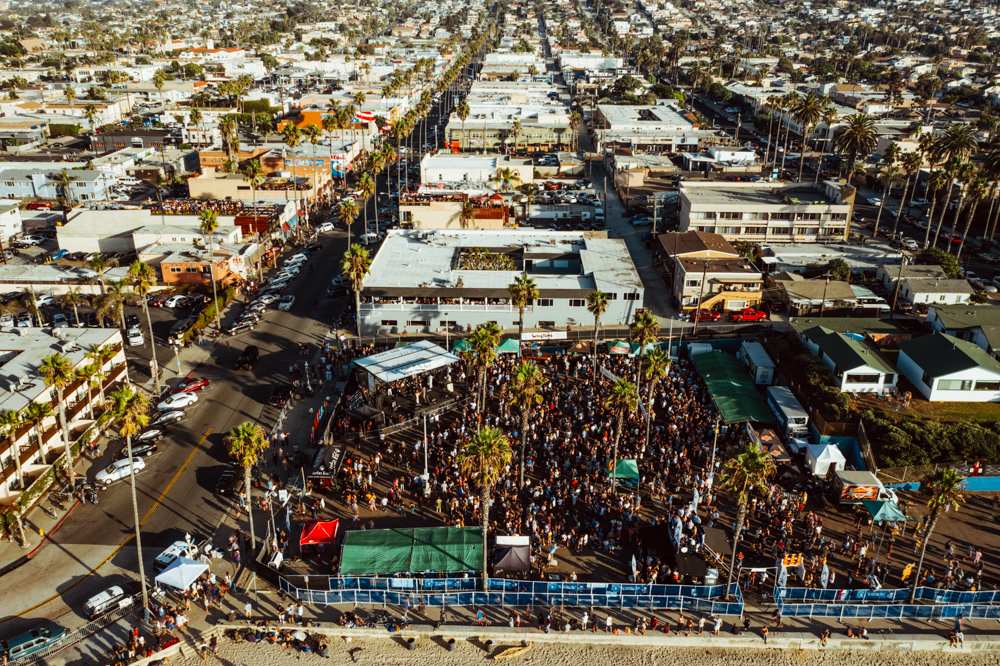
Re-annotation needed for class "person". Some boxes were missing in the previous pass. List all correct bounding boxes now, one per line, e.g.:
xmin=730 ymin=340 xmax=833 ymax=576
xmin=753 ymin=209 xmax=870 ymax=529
xmin=761 ymin=625 xmax=768 ymax=644
xmin=819 ymin=629 xmax=830 ymax=647
xmin=475 ymin=609 xmax=486 ymax=626
xmin=713 ymin=616 xmax=722 ymax=636
xmin=244 ymin=600 xmax=252 ymax=621
xmin=605 ymin=615 xmax=613 ymax=632
xmin=580 ymin=611 xmax=588 ymax=631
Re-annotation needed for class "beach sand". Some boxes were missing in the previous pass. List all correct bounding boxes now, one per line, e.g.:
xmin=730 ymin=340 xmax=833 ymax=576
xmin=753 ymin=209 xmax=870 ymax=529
xmin=174 ymin=639 xmax=1000 ymax=666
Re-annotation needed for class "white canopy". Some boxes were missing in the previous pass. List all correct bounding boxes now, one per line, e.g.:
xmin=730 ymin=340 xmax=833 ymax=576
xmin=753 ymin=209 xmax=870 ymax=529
xmin=806 ymin=443 xmax=847 ymax=477
xmin=154 ymin=557 xmax=209 ymax=591
xmin=353 ymin=340 xmax=459 ymax=386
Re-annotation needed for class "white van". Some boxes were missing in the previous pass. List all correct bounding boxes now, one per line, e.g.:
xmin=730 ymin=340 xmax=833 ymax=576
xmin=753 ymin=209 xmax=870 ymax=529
xmin=84 ymin=586 xmax=133 ymax=619
xmin=127 ymin=327 xmax=144 ymax=347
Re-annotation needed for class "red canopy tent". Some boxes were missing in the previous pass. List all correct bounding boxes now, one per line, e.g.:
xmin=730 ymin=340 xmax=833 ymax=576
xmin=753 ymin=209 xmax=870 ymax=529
xmin=299 ymin=519 xmax=339 ymax=546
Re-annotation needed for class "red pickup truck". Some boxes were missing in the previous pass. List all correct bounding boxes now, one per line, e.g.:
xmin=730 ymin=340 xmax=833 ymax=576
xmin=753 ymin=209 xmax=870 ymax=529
xmin=690 ymin=309 xmax=721 ymax=322
xmin=729 ymin=308 xmax=768 ymax=322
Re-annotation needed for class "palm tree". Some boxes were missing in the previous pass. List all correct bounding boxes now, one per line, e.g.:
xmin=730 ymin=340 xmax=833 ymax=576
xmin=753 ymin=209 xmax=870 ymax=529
xmin=956 ymin=172 xmax=988 ymax=260
xmin=76 ymin=362 xmax=98 ymax=419
xmin=509 ymin=118 xmax=522 ymax=155
xmin=0 ymin=409 xmax=24 ymax=490
xmin=456 ymin=99 xmax=470 ymax=150
xmin=341 ymin=243 xmax=372 ymax=338
xmin=198 ymin=209 xmax=222 ymax=330
xmin=358 ymin=172 xmax=375 ymax=234
xmin=793 ymin=93 xmax=826 ymax=182
xmin=337 ymin=197 xmax=359 ymax=246
xmin=39 ymin=353 xmax=77 ymax=485
xmin=641 ymin=348 xmax=670 ymax=451
xmin=568 ymin=110 xmax=582 ymax=152
xmin=22 ymin=289 xmax=42 ymax=327
xmin=24 ymin=401 xmax=52 ymax=459
xmin=241 ymin=158 xmax=264 ymax=207
xmin=718 ymin=440 xmax=775 ymax=594
xmin=466 ymin=321 xmax=502 ymax=416
xmin=101 ymin=384 xmax=151 ymax=617
xmin=492 ymin=167 xmax=521 ymax=192
xmin=923 ymin=169 xmax=949 ymax=248
xmin=61 ymin=288 xmax=86 ymax=326
xmin=87 ymin=253 xmax=112 ymax=295
xmin=86 ymin=344 xmax=115 ymax=404
xmin=127 ymin=260 xmax=161 ymax=392
xmin=458 ymin=198 xmax=476 ymax=229
xmin=508 ymin=361 xmax=546 ymax=487
xmin=629 ymin=309 xmax=658 ymax=395
xmin=457 ymin=425 xmax=512 ymax=591
xmin=910 ymin=467 xmax=965 ymax=602
xmin=586 ymin=290 xmax=608 ymax=379
xmin=605 ymin=378 xmax=638 ymax=493
xmin=508 ymin=274 xmax=538 ymax=355
xmin=871 ymin=144 xmax=901 ymax=239
xmin=97 ymin=280 xmax=126 ymax=331
xmin=834 ymin=113 xmax=878 ymax=185
xmin=225 ymin=421 xmax=269 ymax=556
xmin=893 ymin=151 xmax=923 ymax=237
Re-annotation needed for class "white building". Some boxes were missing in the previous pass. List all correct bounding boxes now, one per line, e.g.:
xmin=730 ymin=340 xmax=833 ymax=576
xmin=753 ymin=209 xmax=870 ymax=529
xmin=897 ymin=278 xmax=974 ymax=306
xmin=800 ymin=325 xmax=897 ymax=394
xmin=680 ymin=181 xmax=852 ymax=243
xmin=594 ymin=101 xmax=708 ymax=153
xmin=58 ymin=209 xmax=241 ymax=254
xmin=0 ymin=327 xmax=127 ymax=503
xmin=0 ymin=199 xmax=22 ymax=242
xmin=419 ymin=154 xmax=534 ymax=186
xmin=898 ymin=333 xmax=1000 ymax=403
xmin=359 ymin=229 xmax=644 ymax=336
xmin=0 ymin=169 xmax=111 ymax=203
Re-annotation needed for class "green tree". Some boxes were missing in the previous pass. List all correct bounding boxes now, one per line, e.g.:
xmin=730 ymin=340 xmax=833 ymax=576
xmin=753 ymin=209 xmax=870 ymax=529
xmin=605 ymin=378 xmax=638 ymax=493
xmin=337 ymin=197 xmax=359 ymax=246
xmin=508 ymin=361 xmax=546 ymax=487
xmin=827 ymin=258 xmax=851 ymax=282
xmin=508 ymin=274 xmax=538 ymax=356
xmin=465 ymin=321 xmax=502 ymax=417
xmin=629 ymin=309 xmax=658 ymax=396
xmin=341 ymin=243 xmax=371 ymax=338
xmin=834 ymin=113 xmax=878 ymax=185
xmin=586 ymin=290 xmax=608 ymax=379
xmin=39 ymin=353 xmax=76 ymax=485
xmin=642 ymin=348 xmax=670 ymax=451
xmin=718 ymin=441 xmax=775 ymax=594
xmin=101 ymin=384 xmax=151 ymax=617
xmin=198 ymin=209 xmax=222 ymax=331
xmin=61 ymin=288 xmax=86 ymax=326
xmin=457 ymin=425 xmax=512 ymax=590
xmin=0 ymin=409 xmax=24 ymax=490
xmin=225 ymin=421 xmax=269 ymax=554
xmin=910 ymin=467 xmax=965 ymax=601
xmin=127 ymin=260 xmax=161 ymax=393
xmin=915 ymin=247 xmax=961 ymax=278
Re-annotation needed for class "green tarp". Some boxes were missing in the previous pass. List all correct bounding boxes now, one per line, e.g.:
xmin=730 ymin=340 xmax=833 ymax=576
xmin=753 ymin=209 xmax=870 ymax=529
xmin=863 ymin=500 xmax=907 ymax=523
xmin=339 ymin=527 xmax=483 ymax=575
xmin=453 ymin=338 xmax=520 ymax=354
xmin=611 ymin=458 xmax=639 ymax=481
xmin=690 ymin=351 xmax=774 ymax=425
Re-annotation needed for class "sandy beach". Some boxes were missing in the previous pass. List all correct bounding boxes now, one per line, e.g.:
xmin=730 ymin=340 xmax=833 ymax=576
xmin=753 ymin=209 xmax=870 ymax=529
xmin=173 ymin=639 xmax=1000 ymax=666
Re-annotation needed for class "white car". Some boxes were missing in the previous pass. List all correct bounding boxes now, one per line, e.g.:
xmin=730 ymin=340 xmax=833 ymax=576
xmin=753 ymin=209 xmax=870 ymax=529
xmin=257 ymin=293 xmax=279 ymax=305
xmin=74 ymin=268 xmax=99 ymax=279
xmin=156 ymin=391 xmax=199 ymax=412
xmin=95 ymin=457 xmax=146 ymax=486
xmin=14 ymin=234 xmax=44 ymax=247
xmin=36 ymin=294 xmax=57 ymax=307
xmin=287 ymin=252 xmax=308 ymax=263
xmin=163 ymin=295 xmax=189 ymax=308
xmin=866 ymin=196 xmax=882 ymax=206
xmin=316 ymin=222 xmax=335 ymax=233
xmin=150 ymin=410 xmax=185 ymax=427
xmin=277 ymin=295 xmax=296 ymax=311
xmin=127 ymin=328 xmax=144 ymax=346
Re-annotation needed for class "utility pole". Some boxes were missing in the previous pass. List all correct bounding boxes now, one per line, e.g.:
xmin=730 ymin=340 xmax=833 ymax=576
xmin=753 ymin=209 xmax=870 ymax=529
xmin=690 ymin=261 xmax=709 ymax=334
xmin=708 ymin=418 xmax=721 ymax=486
xmin=890 ymin=255 xmax=908 ymax=319
xmin=423 ymin=413 xmax=430 ymax=497
xmin=819 ymin=277 xmax=830 ymax=318
xmin=735 ymin=112 xmax=741 ymax=144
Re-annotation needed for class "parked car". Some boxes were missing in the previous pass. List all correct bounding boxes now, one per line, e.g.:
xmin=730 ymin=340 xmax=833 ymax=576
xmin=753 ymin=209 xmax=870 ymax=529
xmin=690 ymin=309 xmax=721 ymax=322
xmin=16 ymin=313 xmax=32 ymax=328
xmin=95 ymin=457 xmax=146 ymax=487
xmin=127 ymin=328 xmax=144 ymax=346
xmin=51 ymin=312 xmax=69 ymax=328
xmin=150 ymin=410 xmax=185 ymax=427
xmin=163 ymin=295 xmax=189 ymax=308
xmin=36 ymin=294 xmax=57 ymax=307
xmin=135 ymin=428 xmax=163 ymax=443
xmin=0 ymin=313 xmax=13 ymax=329
xmin=175 ymin=377 xmax=210 ymax=393
xmin=214 ymin=467 xmax=241 ymax=496
xmin=276 ymin=295 xmax=296 ymax=311
xmin=129 ymin=440 xmax=159 ymax=458
xmin=50 ymin=249 xmax=69 ymax=261
xmin=866 ymin=196 xmax=882 ymax=206
xmin=316 ymin=222 xmax=335 ymax=233
xmin=257 ymin=293 xmax=279 ymax=305
xmin=14 ymin=234 xmax=45 ymax=247
xmin=729 ymin=307 xmax=769 ymax=322
xmin=156 ymin=392 xmax=199 ymax=412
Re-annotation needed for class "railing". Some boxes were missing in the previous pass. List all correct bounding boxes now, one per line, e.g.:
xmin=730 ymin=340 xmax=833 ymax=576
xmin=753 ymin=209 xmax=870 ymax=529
xmin=277 ymin=576 xmax=745 ymax=615
xmin=361 ymin=303 xmax=515 ymax=313
xmin=774 ymin=586 xmax=1000 ymax=620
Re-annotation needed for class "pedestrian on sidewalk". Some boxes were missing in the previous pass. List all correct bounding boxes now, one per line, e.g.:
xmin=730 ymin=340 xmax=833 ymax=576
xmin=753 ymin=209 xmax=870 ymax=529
xmin=243 ymin=601 xmax=252 ymax=621
xmin=761 ymin=625 xmax=769 ymax=644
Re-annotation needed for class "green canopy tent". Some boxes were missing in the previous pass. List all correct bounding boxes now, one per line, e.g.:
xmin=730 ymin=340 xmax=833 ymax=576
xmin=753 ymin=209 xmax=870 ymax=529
xmin=690 ymin=351 xmax=774 ymax=425
xmin=452 ymin=338 xmax=471 ymax=353
xmin=339 ymin=527 xmax=483 ymax=576
xmin=863 ymin=500 xmax=907 ymax=524
xmin=453 ymin=338 xmax=520 ymax=354
xmin=610 ymin=459 xmax=639 ymax=488
xmin=607 ymin=340 xmax=631 ymax=354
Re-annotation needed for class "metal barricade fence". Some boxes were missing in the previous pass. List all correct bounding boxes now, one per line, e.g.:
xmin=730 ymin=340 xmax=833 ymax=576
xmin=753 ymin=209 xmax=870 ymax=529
xmin=277 ymin=576 xmax=745 ymax=615
xmin=773 ymin=586 xmax=1000 ymax=620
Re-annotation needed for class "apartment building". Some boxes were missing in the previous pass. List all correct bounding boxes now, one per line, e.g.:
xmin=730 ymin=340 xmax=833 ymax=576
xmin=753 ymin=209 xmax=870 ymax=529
xmin=679 ymin=180 xmax=853 ymax=243
xmin=0 ymin=327 xmax=127 ymax=503
xmin=656 ymin=231 xmax=762 ymax=311
xmin=359 ymin=229 xmax=643 ymax=335
xmin=593 ymin=101 xmax=708 ymax=153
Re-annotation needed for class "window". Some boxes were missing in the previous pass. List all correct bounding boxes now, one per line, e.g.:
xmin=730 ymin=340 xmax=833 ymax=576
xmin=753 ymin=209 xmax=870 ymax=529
xmin=569 ymin=299 xmax=585 ymax=307
xmin=406 ymin=320 xmax=428 ymax=327
xmin=536 ymin=298 xmax=553 ymax=307
xmin=769 ymin=227 xmax=792 ymax=235
xmin=170 ymin=267 xmax=182 ymax=273
xmin=380 ymin=319 xmax=398 ymax=327
xmin=974 ymin=381 xmax=1000 ymax=391
xmin=606 ymin=293 xmax=618 ymax=300
xmin=685 ymin=279 xmax=700 ymax=287
xmin=937 ymin=379 xmax=972 ymax=391
xmin=884 ymin=373 xmax=895 ymax=385
xmin=844 ymin=373 xmax=881 ymax=384
xmin=538 ymin=321 xmax=555 ymax=328
xmin=624 ymin=292 xmax=639 ymax=301
xmin=719 ymin=211 xmax=742 ymax=220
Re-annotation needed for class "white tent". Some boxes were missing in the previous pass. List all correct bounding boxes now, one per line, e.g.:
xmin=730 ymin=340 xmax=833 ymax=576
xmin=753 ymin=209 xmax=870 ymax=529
xmin=805 ymin=443 xmax=847 ymax=477
xmin=154 ymin=557 xmax=209 ymax=591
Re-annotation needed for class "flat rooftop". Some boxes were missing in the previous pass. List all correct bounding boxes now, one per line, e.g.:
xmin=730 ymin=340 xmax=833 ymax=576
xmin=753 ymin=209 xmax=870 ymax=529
xmin=682 ymin=183 xmax=835 ymax=206
xmin=364 ymin=230 xmax=642 ymax=296
xmin=598 ymin=102 xmax=693 ymax=129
